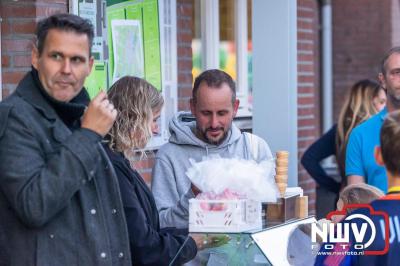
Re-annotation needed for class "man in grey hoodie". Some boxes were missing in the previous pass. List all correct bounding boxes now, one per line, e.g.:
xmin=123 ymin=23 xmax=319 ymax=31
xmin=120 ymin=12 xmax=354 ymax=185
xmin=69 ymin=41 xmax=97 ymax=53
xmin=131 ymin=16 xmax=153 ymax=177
xmin=151 ymin=69 xmax=273 ymax=229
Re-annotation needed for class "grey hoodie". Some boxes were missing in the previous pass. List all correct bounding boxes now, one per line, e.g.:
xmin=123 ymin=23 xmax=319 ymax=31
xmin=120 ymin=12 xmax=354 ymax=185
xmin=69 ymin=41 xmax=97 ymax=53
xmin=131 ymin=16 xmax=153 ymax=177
xmin=151 ymin=111 xmax=273 ymax=229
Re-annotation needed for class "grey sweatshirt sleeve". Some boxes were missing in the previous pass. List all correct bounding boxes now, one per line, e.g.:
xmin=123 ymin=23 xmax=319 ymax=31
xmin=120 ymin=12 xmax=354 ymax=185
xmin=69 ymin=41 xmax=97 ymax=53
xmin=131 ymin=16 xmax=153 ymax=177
xmin=151 ymin=156 xmax=194 ymax=229
xmin=246 ymin=133 xmax=274 ymax=162
xmin=257 ymin=135 xmax=274 ymax=161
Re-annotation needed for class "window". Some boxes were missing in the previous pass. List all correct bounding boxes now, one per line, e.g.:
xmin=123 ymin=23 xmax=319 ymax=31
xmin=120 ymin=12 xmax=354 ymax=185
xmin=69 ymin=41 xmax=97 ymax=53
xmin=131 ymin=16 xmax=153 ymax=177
xmin=192 ymin=0 xmax=252 ymax=116
xmin=70 ymin=0 xmax=177 ymax=149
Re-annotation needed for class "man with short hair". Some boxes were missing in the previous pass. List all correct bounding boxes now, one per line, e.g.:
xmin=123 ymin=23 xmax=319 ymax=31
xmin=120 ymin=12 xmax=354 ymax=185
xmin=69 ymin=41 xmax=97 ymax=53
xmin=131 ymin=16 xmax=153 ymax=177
xmin=346 ymin=47 xmax=400 ymax=193
xmin=0 ymin=14 xmax=131 ymax=265
xmin=151 ymin=69 xmax=273 ymax=228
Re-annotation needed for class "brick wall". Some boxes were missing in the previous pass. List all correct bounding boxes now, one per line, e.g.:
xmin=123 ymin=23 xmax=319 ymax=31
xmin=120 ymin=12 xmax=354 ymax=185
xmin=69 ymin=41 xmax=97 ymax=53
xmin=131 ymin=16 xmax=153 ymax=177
xmin=297 ymin=0 xmax=321 ymax=215
xmin=176 ymin=0 xmax=193 ymax=112
xmin=332 ymin=0 xmax=392 ymax=121
xmin=0 ymin=0 xmax=67 ymax=99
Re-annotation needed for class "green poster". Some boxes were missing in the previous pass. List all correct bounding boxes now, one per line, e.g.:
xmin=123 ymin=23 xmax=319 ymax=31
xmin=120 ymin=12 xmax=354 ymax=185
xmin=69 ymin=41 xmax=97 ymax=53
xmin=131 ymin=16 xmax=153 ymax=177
xmin=106 ymin=0 xmax=162 ymax=91
xmin=143 ymin=0 xmax=161 ymax=91
xmin=85 ymin=61 xmax=107 ymax=99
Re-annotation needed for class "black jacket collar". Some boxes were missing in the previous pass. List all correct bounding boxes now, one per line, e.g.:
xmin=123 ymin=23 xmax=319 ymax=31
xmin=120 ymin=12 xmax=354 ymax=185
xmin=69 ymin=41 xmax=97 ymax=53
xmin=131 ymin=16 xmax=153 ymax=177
xmin=16 ymin=71 xmax=58 ymax=121
xmin=16 ymin=68 xmax=89 ymax=128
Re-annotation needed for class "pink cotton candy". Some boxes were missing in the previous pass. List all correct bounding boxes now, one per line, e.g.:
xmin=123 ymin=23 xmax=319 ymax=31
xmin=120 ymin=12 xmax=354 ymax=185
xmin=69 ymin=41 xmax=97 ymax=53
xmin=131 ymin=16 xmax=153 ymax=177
xmin=197 ymin=189 xmax=244 ymax=211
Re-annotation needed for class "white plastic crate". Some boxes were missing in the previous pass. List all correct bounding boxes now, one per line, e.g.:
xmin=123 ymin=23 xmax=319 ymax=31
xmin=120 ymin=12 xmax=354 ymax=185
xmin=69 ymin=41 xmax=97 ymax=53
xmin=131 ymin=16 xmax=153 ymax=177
xmin=189 ymin=198 xmax=262 ymax=233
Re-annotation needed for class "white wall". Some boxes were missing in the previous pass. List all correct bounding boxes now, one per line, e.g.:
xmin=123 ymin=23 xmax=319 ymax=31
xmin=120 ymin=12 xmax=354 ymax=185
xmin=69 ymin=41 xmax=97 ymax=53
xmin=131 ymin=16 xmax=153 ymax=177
xmin=252 ymin=0 xmax=298 ymax=186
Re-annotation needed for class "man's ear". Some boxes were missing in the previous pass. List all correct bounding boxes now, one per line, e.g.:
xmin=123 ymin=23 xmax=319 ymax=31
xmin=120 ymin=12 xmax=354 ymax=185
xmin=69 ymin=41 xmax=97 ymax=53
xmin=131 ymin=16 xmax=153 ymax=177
xmin=374 ymin=146 xmax=385 ymax=166
xmin=378 ymin=73 xmax=386 ymax=89
xmin=87 ymin=56 xmax=94 ymax=75
xmin=31 ymin=46 xmax=39 ymax=69
xmin=232 ymin=99 xmax=240 ymax=117
xmin=189 ymin=98 xmax=196 ymax=115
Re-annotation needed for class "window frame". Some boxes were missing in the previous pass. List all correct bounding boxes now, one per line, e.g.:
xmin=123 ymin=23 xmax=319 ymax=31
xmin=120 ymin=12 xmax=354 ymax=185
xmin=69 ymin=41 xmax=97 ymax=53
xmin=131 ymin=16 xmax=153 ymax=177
xmin=69 ymin=0 xmax=178 ymax=150
xmin=200 ymin=0 xmax=251 ymax=117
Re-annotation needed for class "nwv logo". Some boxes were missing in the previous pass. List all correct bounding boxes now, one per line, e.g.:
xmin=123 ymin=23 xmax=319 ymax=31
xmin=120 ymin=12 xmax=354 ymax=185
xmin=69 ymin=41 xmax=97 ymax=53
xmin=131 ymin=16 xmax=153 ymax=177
xmin=311 ymin=204 xmax=389 ymax=255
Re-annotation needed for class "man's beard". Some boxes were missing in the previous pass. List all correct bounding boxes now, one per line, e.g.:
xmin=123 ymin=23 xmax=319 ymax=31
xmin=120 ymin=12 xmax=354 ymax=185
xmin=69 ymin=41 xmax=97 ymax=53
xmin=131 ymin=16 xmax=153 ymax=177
xmin=198 ymin=126 xmax=230 ymax=145
xmin=387 ymin=89 xmax=400 ymax=109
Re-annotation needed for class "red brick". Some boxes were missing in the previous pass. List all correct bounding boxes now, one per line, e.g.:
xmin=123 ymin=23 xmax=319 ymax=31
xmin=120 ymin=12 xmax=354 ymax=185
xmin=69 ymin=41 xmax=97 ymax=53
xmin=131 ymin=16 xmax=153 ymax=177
xmin=298 ymin=119 xmax=317 ymax=127
xmin=1 ymin=55 xmax=10 ymax=68
xmin=2 ymin=71 xmax=25 ymax=84
xmin=297 ymin=10 xmax=315 ymax=18
xmin=2 ymin=39 xmax=33 ymax=52
xmin=2 ymin=5 xmax=36 ymax=18
xmin=298 ymin=54 xmax=314 ymax=62
xmin=177 ymin=31 xmax=192 ymax=43
xmin=37 ymin=0 xmax=68 ymax=3
xmin=14 ymin=55 xmax=32 ymax=67
xmin=178 ymin=71 xmax=193 ymax=83
xmin=178 ymin=59 xmax=192 ymax=70
xmin=298 ymin=108 xmax=316 ymax=116
xmin=1 ymin=22 xmax=12 ymax=36
xmin=298 ymin=64 xmax=314 ymax=72
xmin=133 ymin=158 xmax=154 ymax=170
xmin=298 ymin=75 xmax=315 ymax=83
xmin=298 ymin=86 xmax=315 ymax=93
xmin=298 ymin=0 xmax=317 ymax=9
xmin=178 ymin=88 xmax=192 ymax=98
xmin=13 ymin=21 xmax=37 ymax=35
xmin=177 ymin=3 xmax=193 ymax=17
xmin=178 ymin=46 xmax=192 ymax=58
xmin=178 ymin=17 xmax=193 ymax=30
xmin=178 ymin=99 xmax=190 ymax=111
xmin=297 ymin=42 xmax=314 ymax=51
xmin=298 ymin=128 xmax=318 ymax=137
xmin=298 ymin=31 xmax=314 ymax=40
xmin=140 ymin=172 xmax=152 ymax=185
xmin=36 ymin=5 xmax=67 ymax=17
xmin=297 ymin=20 xmax=313 ymax=30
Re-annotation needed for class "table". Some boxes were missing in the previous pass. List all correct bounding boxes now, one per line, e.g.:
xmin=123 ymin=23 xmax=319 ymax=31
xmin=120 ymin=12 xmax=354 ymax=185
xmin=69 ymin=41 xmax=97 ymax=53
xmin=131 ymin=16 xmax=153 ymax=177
xmin=189 ymin=232 xmax=271 ymax=266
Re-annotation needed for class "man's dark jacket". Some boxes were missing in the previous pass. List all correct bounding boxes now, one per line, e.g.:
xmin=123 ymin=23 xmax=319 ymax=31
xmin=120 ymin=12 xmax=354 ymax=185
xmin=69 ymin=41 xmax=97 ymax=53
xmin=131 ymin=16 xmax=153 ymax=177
xmin=0 ymin=72 xmax=132 ymax=265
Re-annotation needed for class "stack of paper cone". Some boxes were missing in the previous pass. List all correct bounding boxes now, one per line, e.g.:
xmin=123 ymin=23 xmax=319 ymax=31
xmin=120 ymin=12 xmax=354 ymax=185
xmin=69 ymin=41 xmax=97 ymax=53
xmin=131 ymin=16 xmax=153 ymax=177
xmin=275 ymin=151 xmax=289 ymax=197
xmin=276 ymin=183 xmax=288 ymax=197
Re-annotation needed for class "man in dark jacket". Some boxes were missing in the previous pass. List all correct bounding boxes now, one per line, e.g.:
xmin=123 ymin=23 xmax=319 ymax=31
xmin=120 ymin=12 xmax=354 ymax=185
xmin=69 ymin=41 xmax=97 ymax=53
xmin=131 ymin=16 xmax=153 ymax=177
xmin=0 ymin=13 xmax=131 ymax=265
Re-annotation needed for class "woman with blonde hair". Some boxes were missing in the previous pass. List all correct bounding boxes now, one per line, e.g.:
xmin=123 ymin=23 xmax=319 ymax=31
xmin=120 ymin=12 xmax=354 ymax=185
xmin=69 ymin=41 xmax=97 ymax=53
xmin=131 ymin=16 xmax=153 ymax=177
xmin=336 ymin=80 xmax=386 ymax=177
xmin=301 ymin=79 xmax=385 ymax=216
xmin=104 ymin=76 xmax=200 ymax=265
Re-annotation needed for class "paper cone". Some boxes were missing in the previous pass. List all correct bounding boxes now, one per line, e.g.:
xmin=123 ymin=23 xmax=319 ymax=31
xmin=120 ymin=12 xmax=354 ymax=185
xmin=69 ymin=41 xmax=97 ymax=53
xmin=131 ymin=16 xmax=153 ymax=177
xmin=276 ymin=166 xmax=288 ymax=175
xmin=277 ymin=182 xmax=287 ymax=196
xmin=276 ymin=159 xmax=289 ymax=167
xmin=276 ymin=150 xmax=289 ymax=159
xmin=275 ymin=174 xmax=288 ymax=183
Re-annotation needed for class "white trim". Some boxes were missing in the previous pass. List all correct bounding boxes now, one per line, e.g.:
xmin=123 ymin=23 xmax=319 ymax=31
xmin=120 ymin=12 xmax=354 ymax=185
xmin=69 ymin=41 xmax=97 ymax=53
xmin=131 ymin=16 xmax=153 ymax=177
xmin=322 ymin=1 xmax=333 ymax=132
xmin=147 ymin=0 xmax=178 ymax=149
xmin=201 ymin=0 xmax=219 ymax=69
xmin=69 ymin=0 xmax=79 ymax=14
xmin=235 ymin=0 xmax=250 ymax=116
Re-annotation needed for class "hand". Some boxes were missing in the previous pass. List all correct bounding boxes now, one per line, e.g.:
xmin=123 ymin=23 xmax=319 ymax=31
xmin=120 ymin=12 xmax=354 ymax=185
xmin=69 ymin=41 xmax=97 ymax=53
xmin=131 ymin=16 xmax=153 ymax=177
xmin=190 ymin=233 xmax=207 ymax=250
xmin=190 ymin=234 xmax=230 ymax=250
xmin=81 ymin=90 xmax=117 ymax=137
xmin=191 ymin=183 xmax=201 ymax=197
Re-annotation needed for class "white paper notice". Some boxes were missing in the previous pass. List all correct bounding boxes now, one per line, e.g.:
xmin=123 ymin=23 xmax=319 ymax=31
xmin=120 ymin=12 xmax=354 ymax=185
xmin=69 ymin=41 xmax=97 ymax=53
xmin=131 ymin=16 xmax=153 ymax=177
xmin=111 ymin=19 xmax=144 ymax=83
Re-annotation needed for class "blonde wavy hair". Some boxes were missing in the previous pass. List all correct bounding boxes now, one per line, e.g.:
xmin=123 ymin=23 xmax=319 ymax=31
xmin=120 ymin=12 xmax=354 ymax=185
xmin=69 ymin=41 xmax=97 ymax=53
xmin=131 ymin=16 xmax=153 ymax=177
xmin=336 ymin=79 xmax=382 ymax=178
xmin=107 ymin=76 xmax=163 ymax=160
